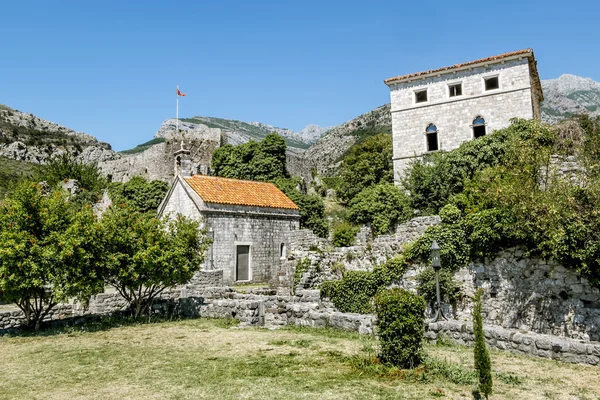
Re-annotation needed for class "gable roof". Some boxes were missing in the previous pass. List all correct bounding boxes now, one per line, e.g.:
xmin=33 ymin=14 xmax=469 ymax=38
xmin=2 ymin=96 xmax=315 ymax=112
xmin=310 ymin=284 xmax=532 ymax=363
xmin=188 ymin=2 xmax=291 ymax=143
xmin=184 ymin=175 xmax=299 ymax=210
xmin=384 ymin=49 xmax=535 ymax=85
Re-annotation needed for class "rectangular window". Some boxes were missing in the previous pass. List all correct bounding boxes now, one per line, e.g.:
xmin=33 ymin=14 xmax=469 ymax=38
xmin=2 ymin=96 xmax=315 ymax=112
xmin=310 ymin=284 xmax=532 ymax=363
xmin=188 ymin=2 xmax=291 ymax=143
xmin=449 ymin=83 xmax=462 ymax=97
xmin=427 ymin=133 xmax=438 ymax=152
xmin=484 ymin=76 xmax=499 ymax=91
xmin=415 ymin=89 xmax=428 ymax=103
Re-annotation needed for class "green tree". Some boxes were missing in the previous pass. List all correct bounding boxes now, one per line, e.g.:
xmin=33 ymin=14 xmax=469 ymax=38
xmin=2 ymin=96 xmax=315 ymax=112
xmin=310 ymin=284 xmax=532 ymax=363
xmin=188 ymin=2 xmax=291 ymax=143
xmin=212 ymin=133 xmax=288 ymax=181
xmin=473 ymin=288 xmax=493 ymax=398
xmin=337 ymin=134 xmax=393 ymax=202
xmin=36 ymin=153 xmax=107 ymax=205
xmin=100 ymin=204 xmax=210 ymax=317
xmin=0 ymin=182 xmax=105 ymax=330
xmin=274 ymin=177 xmax=328 ymax=238
xmin=108 ymin=176 xmax=169 ymax=213
xmin=347 ymin=183 xmax=411 ymax=236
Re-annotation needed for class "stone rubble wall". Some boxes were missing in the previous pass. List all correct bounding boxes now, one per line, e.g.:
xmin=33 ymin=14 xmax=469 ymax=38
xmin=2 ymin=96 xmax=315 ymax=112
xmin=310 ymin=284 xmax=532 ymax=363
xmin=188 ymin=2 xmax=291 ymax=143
xmin=426 ymin=320 xmax=600 ymax=366
xmin=288 ymin=216 xmax=441 ymax=291
xmin=2 ymin=285 xmax=599 ymax=365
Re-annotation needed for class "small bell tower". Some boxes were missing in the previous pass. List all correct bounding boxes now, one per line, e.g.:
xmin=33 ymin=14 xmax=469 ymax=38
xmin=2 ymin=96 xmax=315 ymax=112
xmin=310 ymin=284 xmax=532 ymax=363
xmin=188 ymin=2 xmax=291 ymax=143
xmin=174 ymin=140 xmax=192 ymax=177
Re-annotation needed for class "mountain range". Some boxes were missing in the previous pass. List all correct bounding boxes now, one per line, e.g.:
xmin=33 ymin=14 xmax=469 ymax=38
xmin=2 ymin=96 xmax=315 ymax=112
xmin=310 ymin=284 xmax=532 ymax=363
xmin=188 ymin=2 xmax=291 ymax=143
xmin=1 ymin=74 xmax=599 ymax=187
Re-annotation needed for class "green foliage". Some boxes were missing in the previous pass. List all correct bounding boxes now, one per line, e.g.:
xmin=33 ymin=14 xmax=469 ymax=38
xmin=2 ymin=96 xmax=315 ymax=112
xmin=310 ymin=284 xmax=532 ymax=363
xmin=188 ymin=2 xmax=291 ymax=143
xmin=337 ymin=134 xmax=393 ymax=203
xmin=210 ymin=136 xmax=328 ymax=237
xmin=415 ymin=267 xmax=463 ymax=308
xmin=274 ymin=178 xmax=328 ymax=238
xmin=100 ymin=203 xmax=210 ymax=317
xmin=473 ymin=289 xmax=493 ymax=398
xmin=119 ymin=138 xmax=166 ymax=155
xmin=212 ymin=133 xmax=289 ymax=182
xmin=0 ymin=182 xmax=105 ymax=330
xmin=347 ymin=183 xmax=412 ymax=236
xmin=320 ymin=256 xmax=408 ymax=314
xmin=331 ymin=222 xmax=359 ymax=247
xmin=0 ymin=157 xmax=38 ymax=198
xmin=373 ymin=288 xmax=425 ymax=368
xmin=36 ymin=153 xmax=107 ymax=205
xmin=108 ymin=176 xmax=169 ymax=213
xmin=291 ymin=258 xmax=311 ymax=295
xmin=403 ymin=119 xmax=552 ymax=214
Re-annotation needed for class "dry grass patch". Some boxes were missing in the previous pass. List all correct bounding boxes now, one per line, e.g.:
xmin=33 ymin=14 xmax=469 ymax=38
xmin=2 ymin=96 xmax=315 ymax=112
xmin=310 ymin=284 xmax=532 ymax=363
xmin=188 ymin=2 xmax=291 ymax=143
xmin=0 ymin=319 xmax=598 ymax=399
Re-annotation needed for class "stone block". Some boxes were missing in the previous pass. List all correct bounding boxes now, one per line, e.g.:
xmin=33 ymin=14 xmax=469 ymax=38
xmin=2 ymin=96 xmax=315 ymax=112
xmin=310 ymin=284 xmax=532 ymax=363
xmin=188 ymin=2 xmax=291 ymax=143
xmin=535 ymin=337 xmax=552 ymax=350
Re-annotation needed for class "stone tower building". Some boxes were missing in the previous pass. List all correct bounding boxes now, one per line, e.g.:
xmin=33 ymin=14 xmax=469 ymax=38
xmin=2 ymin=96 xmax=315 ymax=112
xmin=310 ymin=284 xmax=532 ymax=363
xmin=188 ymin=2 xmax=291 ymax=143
xmin=384 ymin=48 xmax=544 ymax=182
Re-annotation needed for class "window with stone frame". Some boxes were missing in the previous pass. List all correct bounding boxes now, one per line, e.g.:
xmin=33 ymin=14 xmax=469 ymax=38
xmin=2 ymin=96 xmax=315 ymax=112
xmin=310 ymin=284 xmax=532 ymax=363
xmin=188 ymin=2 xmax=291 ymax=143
xmin=415 ymin=89 xmax=428 ymax=103
xmin=426 ymin=124 xmax=439 ymax=151
xmin=448 ymin=83 xmax=462 ymax=97
xmin=484 ymin=76 xmax=500 ymax=91
xmin=473 ymin=116 xmax=486 ymax=138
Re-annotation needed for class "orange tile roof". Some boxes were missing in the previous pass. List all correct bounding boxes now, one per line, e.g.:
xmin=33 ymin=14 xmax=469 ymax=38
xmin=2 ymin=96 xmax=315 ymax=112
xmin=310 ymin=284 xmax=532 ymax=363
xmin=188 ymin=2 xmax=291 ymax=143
xmin=384 ymin=49 xmax=534 ymax=85
xmin=184 ymin=175 xmax=299 ymax=210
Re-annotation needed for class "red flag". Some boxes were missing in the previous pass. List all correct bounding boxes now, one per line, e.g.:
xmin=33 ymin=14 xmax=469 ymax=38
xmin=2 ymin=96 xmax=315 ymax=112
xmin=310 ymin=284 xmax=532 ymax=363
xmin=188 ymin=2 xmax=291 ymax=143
xmin=177 ymin=87 xmax=186 ymax=97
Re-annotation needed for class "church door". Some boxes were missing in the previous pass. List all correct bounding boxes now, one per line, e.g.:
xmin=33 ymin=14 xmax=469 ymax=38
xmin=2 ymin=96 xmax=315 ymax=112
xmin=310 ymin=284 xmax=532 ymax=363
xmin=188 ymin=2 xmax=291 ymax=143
xmin=236 ymin=245 xmax=250 ymax=281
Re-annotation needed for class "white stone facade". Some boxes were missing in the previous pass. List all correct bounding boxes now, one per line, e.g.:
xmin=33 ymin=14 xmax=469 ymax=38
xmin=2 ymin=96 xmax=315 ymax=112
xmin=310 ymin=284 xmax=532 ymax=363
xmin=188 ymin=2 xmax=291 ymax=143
xmin=386 ymin=50 xmax=543 ymax=182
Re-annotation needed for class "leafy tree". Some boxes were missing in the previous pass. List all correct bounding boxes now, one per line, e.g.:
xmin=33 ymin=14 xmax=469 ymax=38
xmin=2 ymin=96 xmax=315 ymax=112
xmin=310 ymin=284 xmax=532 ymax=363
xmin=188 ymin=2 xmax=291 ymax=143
xmin=36 ymin=153 xmax=107 ymax=205
xmin=212 ymin=133 xmax=288 ymax=181
xmin=108 ymin=176 xmax=169 ymax=213
xmin=100 ymin=204 xmax=210 ymax=317
xmin=337 ymin=134 xmax=393 ymax=202
xmin=274 ymin=177 xmax=328 ymax=238
xmin=473 ymin=288 xmax=493 ymax=398
xmin=0 ymin=182 xmax=104 ymax=330
xmin=331 ymin=222 xmax=359 ymax=247
xmin=347 ymin=183 xmax=411 ymax=236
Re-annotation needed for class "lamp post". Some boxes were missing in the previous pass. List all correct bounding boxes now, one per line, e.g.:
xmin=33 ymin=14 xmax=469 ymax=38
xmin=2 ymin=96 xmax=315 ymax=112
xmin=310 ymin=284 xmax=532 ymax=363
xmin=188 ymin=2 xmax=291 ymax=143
xmin=431 ymin=240 xmax=446 ymax=321
xmin=207 ymin=227 xmax=215 ymax=270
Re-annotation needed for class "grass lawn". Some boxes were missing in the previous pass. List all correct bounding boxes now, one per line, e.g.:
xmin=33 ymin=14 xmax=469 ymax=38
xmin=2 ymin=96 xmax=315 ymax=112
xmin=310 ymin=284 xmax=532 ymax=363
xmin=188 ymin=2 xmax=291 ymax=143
xmin=0 ymin=318 xmax=598 ymax=399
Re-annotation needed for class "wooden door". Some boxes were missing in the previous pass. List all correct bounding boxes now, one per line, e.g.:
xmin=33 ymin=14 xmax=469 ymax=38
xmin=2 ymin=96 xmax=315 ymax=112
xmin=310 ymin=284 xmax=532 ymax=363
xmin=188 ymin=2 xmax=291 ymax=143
xmin=236 ymin=245 xmax=250 ymax=281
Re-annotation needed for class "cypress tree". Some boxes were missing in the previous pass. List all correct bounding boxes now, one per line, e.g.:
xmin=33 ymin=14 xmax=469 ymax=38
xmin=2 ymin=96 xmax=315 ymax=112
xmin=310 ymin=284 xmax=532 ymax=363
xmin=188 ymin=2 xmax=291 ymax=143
xmin=473 ymin=288 xmax=493 ymax=398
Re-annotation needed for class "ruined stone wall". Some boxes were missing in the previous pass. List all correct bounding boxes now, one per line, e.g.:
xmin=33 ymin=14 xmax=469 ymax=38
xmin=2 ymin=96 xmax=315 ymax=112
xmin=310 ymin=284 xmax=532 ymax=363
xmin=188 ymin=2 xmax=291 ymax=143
xmin=450 ymin=249 xmax=600 ymax=342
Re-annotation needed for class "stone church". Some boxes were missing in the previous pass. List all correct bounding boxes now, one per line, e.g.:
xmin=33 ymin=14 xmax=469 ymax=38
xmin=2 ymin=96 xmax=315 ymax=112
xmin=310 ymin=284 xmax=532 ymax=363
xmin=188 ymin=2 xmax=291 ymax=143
xmin=157 ymin=145 xmax=300 ymax=284
xmin=384 ymin=48 xmax=544 ymax=182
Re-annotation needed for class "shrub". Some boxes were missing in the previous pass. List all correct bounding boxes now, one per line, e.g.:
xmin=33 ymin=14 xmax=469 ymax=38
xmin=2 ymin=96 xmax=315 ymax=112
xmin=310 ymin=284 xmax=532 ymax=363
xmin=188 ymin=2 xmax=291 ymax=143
xmin=337 ymin=134 xmax=393 ymax=203
xmin=320 ymin=256 xmax=408 ymax=314
xmin=473 ymin=288 xmax=493 ymax=398
xmin=348 ymin=183 xmax=412 ymax=236
xmin=332 ymin=222 xmax=359 ymax=247
xmin=374 ymin=288 xmax=426 ymax=368
xmin=416 ymin=267 xmax=463 ymax=311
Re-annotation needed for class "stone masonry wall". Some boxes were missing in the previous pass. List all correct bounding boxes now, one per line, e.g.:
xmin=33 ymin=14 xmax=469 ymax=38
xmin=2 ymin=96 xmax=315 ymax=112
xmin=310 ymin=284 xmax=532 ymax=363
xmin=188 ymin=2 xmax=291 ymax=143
xmin=2 ymin=284 xmax=599 ymax=365
xmin=389 ymin=58 xmax=535 ymax=181
xmin=206 ymin=212 xmax=300 ymax=284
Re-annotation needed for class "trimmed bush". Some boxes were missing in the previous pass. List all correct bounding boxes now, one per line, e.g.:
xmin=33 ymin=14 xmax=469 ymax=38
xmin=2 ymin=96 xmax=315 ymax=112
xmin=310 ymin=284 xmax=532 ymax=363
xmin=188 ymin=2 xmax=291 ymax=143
xmin=374 ymin=288 xmax=426 ymax=368
xmin=332 ymin=222 xmax=359 ymax=247
xmin=320 ymin=256 xmax=409 ymax=314
xmin=473 ymin=288 xmax=493 ymax=398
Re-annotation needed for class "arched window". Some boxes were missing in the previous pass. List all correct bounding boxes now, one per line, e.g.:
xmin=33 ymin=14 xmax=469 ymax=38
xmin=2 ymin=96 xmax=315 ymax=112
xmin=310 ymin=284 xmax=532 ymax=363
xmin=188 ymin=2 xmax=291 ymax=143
xmin=426 ymin=124 xmax=439 ymax=152
xmin=473 ymin=116 xmax=486 ymax=138
xmin=280 ymin=243 xmax=287 ymax=259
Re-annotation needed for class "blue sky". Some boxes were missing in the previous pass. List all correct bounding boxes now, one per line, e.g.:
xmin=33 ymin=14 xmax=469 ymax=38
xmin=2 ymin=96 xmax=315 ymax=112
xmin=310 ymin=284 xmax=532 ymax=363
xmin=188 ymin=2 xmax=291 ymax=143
xmin=1 ymin=0 xmax=598 ymax=151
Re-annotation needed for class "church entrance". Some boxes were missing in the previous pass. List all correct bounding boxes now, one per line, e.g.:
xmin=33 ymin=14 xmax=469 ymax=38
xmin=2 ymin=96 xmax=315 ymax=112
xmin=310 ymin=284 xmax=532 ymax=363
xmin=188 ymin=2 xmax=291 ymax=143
xmin=236 ymin=245 xmax=250 ymax=281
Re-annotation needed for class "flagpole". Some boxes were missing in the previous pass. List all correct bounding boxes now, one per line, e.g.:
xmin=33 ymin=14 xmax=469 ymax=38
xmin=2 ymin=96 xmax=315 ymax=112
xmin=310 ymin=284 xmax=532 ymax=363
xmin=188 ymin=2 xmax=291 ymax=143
xmin=176 ymin=85 xmax=179 ymax=133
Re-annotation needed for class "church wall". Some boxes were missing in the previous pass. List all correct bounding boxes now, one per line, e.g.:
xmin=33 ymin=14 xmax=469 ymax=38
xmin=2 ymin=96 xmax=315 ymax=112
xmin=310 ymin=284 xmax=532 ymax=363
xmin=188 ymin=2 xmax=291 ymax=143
xmin=204 ymin=212 xmax=300 ymax=284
